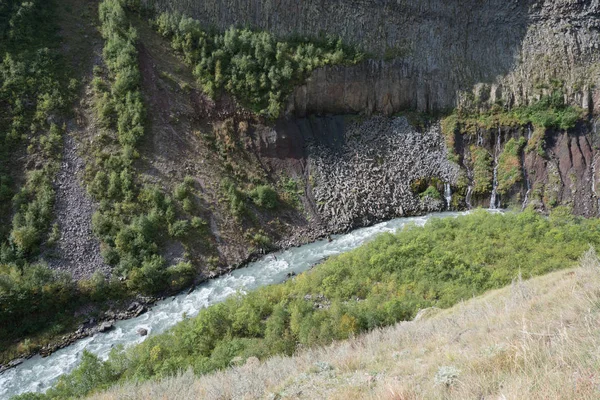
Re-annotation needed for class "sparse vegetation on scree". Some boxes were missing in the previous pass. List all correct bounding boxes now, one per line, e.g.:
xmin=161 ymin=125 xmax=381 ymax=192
xmin=0 ymin=0 xmax=196 ymax=359
xmin=153 ymin=11 xmax=363 ymax=118
xmin=87 ymin=0 xmax=198 ymax=295
xmin=17 ymin=209 xmax=600 ymax=399
xmin=0 ymin=0 xmax=79 ymax=351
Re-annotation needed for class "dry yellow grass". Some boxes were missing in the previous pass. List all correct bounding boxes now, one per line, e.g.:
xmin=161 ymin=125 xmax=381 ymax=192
xmin=89 ymin=249 xmax=600 ymax=400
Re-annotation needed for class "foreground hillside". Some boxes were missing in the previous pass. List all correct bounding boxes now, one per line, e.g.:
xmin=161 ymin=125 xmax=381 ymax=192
xmin=13 ymin=209 xmax=600 ymax=399
xmin=90 ymin=249 xmax=600 ymax=399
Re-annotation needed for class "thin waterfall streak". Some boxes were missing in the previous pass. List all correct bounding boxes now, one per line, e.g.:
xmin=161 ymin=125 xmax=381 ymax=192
xmin=466 ymin=185 xmax=473 ymax=209
xmin=444 ymin=183 xmax=452 ymax=210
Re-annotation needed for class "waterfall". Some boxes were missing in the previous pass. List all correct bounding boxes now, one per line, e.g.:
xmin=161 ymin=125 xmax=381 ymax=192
xmin=592 ymin=156 xmax=596 ymax=195
xmin=521 ymin=148 xmax=531 ymax=211
xmin=444 ymin=183 xmax=452 ymax=210
xmin=489 ymin=131 xmax=501 ymax=209
xmin=527 ymin=124 xmax=532 ymax=141
xmin=522 ymin=178 xmax=531 ymax=211
xmin=465 ymin=185 xmax=473 ymax=209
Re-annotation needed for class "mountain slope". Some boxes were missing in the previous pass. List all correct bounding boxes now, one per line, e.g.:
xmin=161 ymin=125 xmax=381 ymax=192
xmin=3 ymin=0 xmax=600 ymax=372
xmin=89 ymin=249 xmax=600 ymax=400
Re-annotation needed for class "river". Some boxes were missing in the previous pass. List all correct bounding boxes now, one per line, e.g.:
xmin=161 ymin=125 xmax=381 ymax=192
xmin=0 ymin=211 xmax=467 ymax=398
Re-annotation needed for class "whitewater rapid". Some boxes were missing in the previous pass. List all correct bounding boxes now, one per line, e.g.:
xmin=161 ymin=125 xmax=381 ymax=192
xmin=1 ymin=211 xmax=468 ymax=398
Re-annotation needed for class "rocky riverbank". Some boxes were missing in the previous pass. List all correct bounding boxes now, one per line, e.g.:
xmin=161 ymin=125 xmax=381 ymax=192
xmin=0 ymin=298 xmax=154 ymax=375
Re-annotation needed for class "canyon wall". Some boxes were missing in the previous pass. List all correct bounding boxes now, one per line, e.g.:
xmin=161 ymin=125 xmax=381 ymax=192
xmin=142 ymin=0 xmax=600 ymax=113
xmin=141 ymin=0 xmax=600 ymax=219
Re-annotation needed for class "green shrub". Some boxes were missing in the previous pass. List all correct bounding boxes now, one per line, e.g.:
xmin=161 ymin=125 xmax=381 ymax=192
xmin=419 ymin=185 xmax=441 ymax=200
xmin=470 ymin=146 xmax=493 ymax=194
xmin=249 ymin=231 xmax=272 ymax=249
xmin=127 ymin=255 xmax=167 ymax=294
xmin=249 ymin=185 xmax=278 ymax=209
xmin=167 ymin=261 xmax=195 ymax=290
xmin=169 ymin=220 xmax=189 ymax=238
xmin=191 ymin=216 xmax=207 ymax=230
xmin=281 ymin=177 xmax=301 ymax=207
xmin=221 ymin=178 xmax=246 ymax=217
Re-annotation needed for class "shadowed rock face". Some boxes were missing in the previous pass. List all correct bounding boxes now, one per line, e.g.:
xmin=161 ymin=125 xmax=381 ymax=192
xmin=141 ymin=0 xmax=600 ymax=113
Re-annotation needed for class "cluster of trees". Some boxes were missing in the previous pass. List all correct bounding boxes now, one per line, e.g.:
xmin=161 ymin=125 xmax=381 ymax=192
xmin=220 ymin=178 xmax=280 ymax=219
xmin=86 ymin=0 xmax=200 ymax=296
xmin=22 ymin=209 xmax=600 ymax=399
xmin=153 ymin=12 xmax=362 ymax=118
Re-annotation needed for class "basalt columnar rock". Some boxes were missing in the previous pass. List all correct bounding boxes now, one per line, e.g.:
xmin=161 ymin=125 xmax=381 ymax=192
xmin=309 ymin=117 xmax=459 ymax=231
xmin=250 ymin=115 xmax=459 ymax=232
xmin=141 ymin=0 xmax=600 ymax=114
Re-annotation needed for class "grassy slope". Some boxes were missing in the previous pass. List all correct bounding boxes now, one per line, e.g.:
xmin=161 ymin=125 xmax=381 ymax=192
xmin=90 ymin=249 xmax=600 ymax=400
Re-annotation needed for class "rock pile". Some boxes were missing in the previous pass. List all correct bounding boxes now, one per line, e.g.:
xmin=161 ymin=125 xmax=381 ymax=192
xmin=309 ymin=117 xmax=459 ymax=232
xmin=46 ymin=133 xmax=109 ymax=279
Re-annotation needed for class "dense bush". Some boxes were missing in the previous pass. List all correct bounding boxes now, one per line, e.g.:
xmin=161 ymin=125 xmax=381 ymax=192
xmin=515 ymin=89 xmax=582 ymax=130
xmin=0 ymin=263 xmax=76 ymax=338
xmin=444 ymin=89 xmax=584 ymax=137
xmin=419 ymin=185 xmax=441 ymax=200
xmin=249 ymin=185 xmax=279 ymax=209
xmin=153 ymin=12 xmax=362 ymax=118
xmin=220 ymin=178 xmax=247 ymax=217
xmin=25 ymin=209 xmax=600 ymax=399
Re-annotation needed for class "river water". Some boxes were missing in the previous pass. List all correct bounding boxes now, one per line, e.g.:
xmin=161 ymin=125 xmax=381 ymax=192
xmin=0 ymin=211 xmax=466 ymax=398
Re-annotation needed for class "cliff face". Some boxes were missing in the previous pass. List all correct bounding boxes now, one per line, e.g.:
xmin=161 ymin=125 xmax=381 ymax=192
xmin=251 ymin=118 xmax=600 ymax=226
xmin=451 ymin=122 xmax=600 ymax=216
xmin=142 ymin=0 xmax=600 ymax=113
xmin=141 ymin=0 xmax=600 ymax=218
